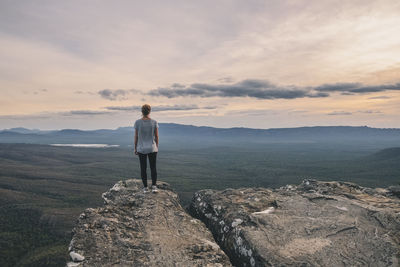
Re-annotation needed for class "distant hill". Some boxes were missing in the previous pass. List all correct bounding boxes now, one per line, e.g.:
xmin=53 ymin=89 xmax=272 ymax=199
xmin=3 ymin=127 xmax=48 ymax=134
xmin=1 ymin=124 xmax=400 ymax=148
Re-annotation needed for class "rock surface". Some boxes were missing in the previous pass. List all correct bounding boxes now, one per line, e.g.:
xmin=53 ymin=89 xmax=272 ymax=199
xmin=189 ymin=179 xmax=400 ymax=267
xmin=68 ymin=179 xmax=231 ymax=266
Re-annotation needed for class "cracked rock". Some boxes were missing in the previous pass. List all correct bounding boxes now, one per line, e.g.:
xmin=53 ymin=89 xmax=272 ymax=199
xmin=189 ymin=180 xmax=400 ymax=267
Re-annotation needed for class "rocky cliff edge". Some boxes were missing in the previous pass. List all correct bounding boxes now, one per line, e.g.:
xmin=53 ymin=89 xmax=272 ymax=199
xmin=68 ymin=179 xmax=400 ymax=267
xmin=67 ymin=179 xmax=231 ymax=267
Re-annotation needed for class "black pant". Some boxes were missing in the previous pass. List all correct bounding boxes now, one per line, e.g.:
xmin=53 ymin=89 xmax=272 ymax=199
xmin=138 ymin=152 xmax=157 ymax=187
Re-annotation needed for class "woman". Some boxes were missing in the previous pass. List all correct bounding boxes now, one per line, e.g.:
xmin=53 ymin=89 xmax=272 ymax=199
xmin=134 ymin=104 xmax=159 ymax=193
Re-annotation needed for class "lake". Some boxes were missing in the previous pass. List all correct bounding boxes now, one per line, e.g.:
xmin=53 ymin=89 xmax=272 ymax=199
xmin=51 ymin=144 xmax=120 ymax=148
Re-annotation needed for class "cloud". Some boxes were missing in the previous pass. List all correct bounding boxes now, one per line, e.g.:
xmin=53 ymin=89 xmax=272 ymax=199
xmin=148 ymin=79 xmax=329 ymax=100
xmin=358 ymin=110 xmax=382 ymax=114
xmin=153 ymin=104 xmax=217 ymax=111
xmin=225 ymin=109 xmax=278 ymax=116
xmin=98 ymin=89 xmax=140 ymax=100
xmin=327 ymin=111 xmax=353 ymax=116
xmin=33 ymin=89 xmax=48 ymax=95
xmin=314 ymin=83 xmax=361 ymax=92
xmin=74 ymin=90 xmax=97 ymax=95
xmin=23 ymin=88 xmax=48 ymax=95
xmin=61 ymin=110 xmax=112 ymax=116
xmin=0 ymin=110 xmax=113 ymax=120
xmin=0 ymin=105 xmax=218 ymax=122
xmin=104 ymin=105 xmax=140 ymax=111
xmin=326 ymin=110 xmax=383 ymax=116
xmin=217 ymin=76 xmax=235 ymax=83
xmin=315 ymin=82 xmax=400 ymax=93
xmin=368 ymin=96 xmax=391 ymax=99
xmin=0 ymin=113 xmax=52 ymax=120
xmin=288 ymin=110 xmax=308 ymax=114
xmin=148 ymin=79 xmax=400 ymax=100
xmin=105 ymin=104 xmax=217 ymax=112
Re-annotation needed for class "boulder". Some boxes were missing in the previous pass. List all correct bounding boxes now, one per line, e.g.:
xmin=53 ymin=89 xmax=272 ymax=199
xmin=68 ymin=179 xmax=231 ymax=266
xmin=189 ymin=179 xmax=400 ymax=266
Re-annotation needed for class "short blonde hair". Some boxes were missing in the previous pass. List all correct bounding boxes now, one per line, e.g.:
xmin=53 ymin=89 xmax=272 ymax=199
xmin=141 ymin=104 xmax=151 ymax=116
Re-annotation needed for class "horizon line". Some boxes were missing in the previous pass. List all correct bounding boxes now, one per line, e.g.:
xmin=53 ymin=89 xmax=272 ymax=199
xmin=2 ymin=123 xmax=400 ymax=132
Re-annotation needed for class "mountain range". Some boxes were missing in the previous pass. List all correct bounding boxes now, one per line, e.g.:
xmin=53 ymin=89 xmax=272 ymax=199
xmin=1 ymin=124 xmax=400 ymax=148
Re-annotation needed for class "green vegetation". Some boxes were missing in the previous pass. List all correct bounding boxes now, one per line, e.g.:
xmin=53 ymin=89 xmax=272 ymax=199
xmin=0 ymin=142 xmax=399 ymax=266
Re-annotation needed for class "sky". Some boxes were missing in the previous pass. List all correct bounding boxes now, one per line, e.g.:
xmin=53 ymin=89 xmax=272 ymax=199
xmin=0 ymin=0 xmax=399 ymax=130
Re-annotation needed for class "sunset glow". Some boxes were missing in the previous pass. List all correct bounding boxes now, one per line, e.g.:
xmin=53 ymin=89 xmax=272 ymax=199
xmin=1 ymin=0 xmax=399 ymax=129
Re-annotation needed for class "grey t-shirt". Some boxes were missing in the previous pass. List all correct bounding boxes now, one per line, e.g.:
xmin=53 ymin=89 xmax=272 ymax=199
xmin=134 ymin=118 xmax=159 ymax=154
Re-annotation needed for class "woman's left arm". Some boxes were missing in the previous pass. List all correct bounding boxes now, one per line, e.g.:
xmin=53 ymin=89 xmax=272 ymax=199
xmin=134 ymin=128 xmax=138 ymax=155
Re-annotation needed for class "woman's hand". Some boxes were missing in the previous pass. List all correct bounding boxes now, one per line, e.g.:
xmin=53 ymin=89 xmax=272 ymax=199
xmin=134 ymin=149 xmax=138 ymax=155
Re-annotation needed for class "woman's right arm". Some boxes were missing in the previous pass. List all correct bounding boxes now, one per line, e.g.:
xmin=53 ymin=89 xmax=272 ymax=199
xmin=155 ymin=127 xmax=159 ymax=148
